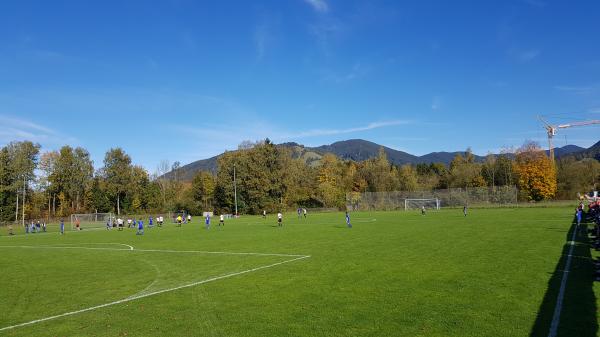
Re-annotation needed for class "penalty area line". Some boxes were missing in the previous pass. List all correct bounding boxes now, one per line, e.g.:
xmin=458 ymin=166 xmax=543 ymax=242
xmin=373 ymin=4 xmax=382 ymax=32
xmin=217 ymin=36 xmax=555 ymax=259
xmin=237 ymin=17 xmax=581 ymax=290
xmin=0 ymin=227 xmax=106 ymax=238
xmin=43 ymin=242 xmax=135 ymax=250
xmin=0 ymin=254 xmax=310 ymax=332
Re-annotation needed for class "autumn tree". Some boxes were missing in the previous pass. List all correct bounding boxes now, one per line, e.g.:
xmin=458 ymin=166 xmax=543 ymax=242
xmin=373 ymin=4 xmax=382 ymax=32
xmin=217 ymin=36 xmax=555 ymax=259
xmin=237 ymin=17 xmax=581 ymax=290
xmin=190 ymin=170 xmax=216 ymax=212
xmin=38 ymin=151 xmax=59 ymax=217
xmin=282 ymin=156 xmax=319 ymax=207
xmin=317 ymin=153 xmax=344 ymax=207
xmin=49 ymin=147 xmax=73 ymax=215
xmin=448 ymin=149 xmax=486 ymax=188
xmin=416 ymin=163 xmax=447 ymax=190
xmin=102 ymin=148 xmax=133 ymax=215
xmin=481 ymin=153 xmax=496 ymax=187
xmin=494 ymin=154 xmax=515 ymax=187
xmin=214 ymin=150 xmax=245 ymax=213
xmin=397 ymin=164 xmax=419 ymax=191
xmin=153 ymin=160 xmax=173 ymax=211
xmin=361 ymin=148 xmax=398 ymax=192
xmin=129 ymin=166 xmax=150 ymax=213
xmin=514 ymin=142 xmax=557 ymax=201
xmin=5 ymin=141 xmax=40 ymax=222
xmin=47 ymin=146 xmax=94 ymax=214
xmin=72 ymin=147 xmax=94 ymax=211
xmin=556 ymin=157 xmax=600 ymax=199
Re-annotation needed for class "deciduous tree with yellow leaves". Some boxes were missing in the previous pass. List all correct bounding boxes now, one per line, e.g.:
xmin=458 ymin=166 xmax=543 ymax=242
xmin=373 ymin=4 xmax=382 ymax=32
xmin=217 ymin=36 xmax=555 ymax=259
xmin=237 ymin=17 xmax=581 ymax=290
xmin=514 ymin=142 xmax=557 ymax=201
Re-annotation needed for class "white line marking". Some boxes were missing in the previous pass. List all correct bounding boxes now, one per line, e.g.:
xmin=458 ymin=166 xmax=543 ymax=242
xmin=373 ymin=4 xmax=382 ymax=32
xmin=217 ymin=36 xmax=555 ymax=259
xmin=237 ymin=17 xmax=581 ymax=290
xmin=133 ymin=248 xmax=305 ymax=257
xmin=127 ymin=259 xmax=161 ymax=299
xmin=82 ymin=243 xmax=134 ymax=250
xmin=241 ymin=219 xmax=376 ymax=226
xmin=0 ymin=245 xmax=306 ymax=257
xmin=0 ymin=227 xmax=106 ymax=238
xmin=547 ymin=224 xmax=578 ymax=337
xmin=0 ymin=255 xmax=310 ymax=332
xmin=123 ymin=243 xmax=134 ymax=250
xmin=46 ymin=242 xmax=135 ymax=250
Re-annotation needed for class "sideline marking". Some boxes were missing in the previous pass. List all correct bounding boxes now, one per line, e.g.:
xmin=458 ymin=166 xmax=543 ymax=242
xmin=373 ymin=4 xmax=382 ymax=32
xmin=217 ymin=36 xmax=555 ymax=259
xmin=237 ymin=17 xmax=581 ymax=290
xmin=547 ymin=224 xmax=577 ymax=337
xmin=0 ymin=254 xmax=310 ymax=332
xmin=0 ymin=245 xmax=305 ymax=257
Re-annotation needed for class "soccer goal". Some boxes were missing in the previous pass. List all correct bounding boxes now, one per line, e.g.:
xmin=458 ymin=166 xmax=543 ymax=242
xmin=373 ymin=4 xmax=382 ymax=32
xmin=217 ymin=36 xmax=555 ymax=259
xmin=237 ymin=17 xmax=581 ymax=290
xmin=171 ymin=211 xmax=187 ymax=223
xmin=404 ymin=198 xmax=440 ymax=211
xmin=70 ymin=213 xmax=114 ymax=230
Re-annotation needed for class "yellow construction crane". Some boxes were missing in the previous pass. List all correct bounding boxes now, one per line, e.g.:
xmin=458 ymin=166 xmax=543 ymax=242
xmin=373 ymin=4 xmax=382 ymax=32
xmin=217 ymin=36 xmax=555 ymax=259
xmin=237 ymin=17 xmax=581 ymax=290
xmin=538 ymin=116 xmax=600 ymax=163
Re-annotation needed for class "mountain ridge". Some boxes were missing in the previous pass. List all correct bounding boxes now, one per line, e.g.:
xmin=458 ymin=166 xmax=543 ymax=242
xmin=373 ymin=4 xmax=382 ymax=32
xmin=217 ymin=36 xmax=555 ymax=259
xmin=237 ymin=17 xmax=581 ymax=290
xmin=165 ymin=139 xmax=589 ymax=181
xmin=569 ymin=140 xmax=600 ymax=161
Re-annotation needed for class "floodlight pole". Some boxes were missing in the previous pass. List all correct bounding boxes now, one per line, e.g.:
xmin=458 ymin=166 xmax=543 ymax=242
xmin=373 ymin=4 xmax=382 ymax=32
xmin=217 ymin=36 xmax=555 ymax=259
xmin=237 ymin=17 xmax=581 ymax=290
xmin=233 ymin=163 xmax=238 ymax=216
xmin=22 ymin=175 xmax=26 ymax=227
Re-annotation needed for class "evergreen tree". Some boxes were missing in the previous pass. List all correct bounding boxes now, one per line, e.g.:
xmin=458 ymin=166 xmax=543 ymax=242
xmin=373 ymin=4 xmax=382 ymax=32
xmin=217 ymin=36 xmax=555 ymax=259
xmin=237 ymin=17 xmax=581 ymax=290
xmin=0 ymin=147 xmax=15 ymax=223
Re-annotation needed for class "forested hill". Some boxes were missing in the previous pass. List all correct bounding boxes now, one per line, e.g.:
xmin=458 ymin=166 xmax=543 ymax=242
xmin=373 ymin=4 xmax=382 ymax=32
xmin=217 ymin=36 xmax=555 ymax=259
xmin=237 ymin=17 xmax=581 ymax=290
xmin=569 ymin=140 xmax=600 ymax=161
xmin=311 ymin=139 xmax=420 ymax=164
xmin=165 ymin=139 xmax=587 ymax=181
xmin=166 ymin=155 xmax=220 ymax=180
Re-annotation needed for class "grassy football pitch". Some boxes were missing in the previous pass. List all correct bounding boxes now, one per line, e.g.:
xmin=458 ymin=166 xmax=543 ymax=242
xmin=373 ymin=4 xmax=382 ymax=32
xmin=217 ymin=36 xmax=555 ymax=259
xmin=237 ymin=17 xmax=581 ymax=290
xmin=0 ymin=207 xmax=597 ymax=337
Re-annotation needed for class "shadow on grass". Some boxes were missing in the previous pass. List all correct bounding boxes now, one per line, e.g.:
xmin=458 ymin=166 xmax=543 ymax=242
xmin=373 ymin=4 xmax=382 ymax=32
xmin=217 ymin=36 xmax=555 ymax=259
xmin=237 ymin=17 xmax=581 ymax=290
xmin=529 ymin=217 xmax=597 ymax=337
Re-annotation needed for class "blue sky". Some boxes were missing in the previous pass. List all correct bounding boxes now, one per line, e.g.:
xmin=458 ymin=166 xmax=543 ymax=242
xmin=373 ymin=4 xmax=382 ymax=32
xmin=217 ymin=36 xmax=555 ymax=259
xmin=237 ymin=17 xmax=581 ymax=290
xmin=1 ymin=0 xmax=599 ymax=171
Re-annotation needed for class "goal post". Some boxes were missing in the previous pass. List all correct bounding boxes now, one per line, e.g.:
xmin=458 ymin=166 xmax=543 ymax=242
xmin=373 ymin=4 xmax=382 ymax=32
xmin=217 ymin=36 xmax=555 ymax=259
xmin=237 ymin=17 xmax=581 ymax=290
xmin=70 ymin=213 xmax=114 ymax=230
xmin=171 ymin=211 xmax=187 ymax=224
xmin=404 ymin=198 xmax=440 ymax=211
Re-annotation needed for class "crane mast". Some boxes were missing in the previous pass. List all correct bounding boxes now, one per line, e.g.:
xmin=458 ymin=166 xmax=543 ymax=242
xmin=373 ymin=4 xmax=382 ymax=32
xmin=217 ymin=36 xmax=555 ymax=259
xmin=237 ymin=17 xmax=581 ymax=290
xmin=538 ymin=116 xmax=600 ymax=164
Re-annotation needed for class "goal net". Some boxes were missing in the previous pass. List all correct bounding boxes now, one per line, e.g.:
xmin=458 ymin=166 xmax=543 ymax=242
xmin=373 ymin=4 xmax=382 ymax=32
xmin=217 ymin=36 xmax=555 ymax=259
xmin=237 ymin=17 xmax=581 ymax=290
xmin=171 ymin=212 xmax=188 ymax=223
xmin=404 ymin=198 xmax=440 ymax=211
xmin=70 ymin=213 xmax=114 ymax=230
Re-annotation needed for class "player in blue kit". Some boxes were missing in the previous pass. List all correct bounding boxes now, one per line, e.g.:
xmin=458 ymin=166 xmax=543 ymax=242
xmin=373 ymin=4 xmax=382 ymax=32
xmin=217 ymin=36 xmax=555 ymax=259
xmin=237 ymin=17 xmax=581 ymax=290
xmin=60 ymin=219 xmax=65 ymax=235
xmin=148 ymin=216 xmax=154 ymax=228
xmin=205 ymin=214 xmax=210 ymax=229
xmin=136 ymin=218 xmax=144 ymax=235
xmin=345 ymin=212 xmax=352 ymax=228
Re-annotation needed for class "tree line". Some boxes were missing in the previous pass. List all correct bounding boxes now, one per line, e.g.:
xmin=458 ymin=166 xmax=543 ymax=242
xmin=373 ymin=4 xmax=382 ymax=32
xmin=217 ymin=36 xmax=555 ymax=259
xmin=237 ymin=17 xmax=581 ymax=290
xmin=0 ymin=138 xmax=598 ymax=223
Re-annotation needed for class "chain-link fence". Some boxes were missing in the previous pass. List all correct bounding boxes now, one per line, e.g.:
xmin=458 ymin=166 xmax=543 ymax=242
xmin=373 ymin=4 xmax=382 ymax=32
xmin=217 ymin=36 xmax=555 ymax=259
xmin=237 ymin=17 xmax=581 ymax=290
xmin=346 ymin=186 xmax=518 ymax=211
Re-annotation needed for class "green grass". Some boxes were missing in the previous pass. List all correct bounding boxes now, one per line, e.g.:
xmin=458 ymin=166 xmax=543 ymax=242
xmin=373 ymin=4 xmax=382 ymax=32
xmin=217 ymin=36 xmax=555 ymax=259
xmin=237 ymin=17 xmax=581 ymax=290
xmin=1 ymin=207 xmax=598 ymax=336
